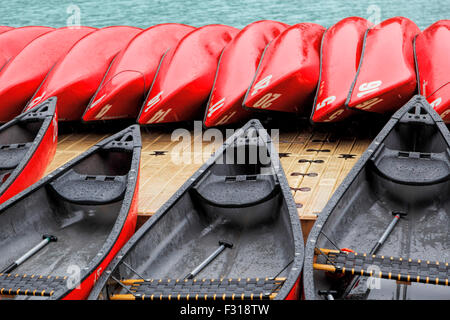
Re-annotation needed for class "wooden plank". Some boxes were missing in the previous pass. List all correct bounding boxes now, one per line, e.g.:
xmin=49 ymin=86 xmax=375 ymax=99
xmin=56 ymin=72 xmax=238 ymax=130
xmin=46 ymin=127 xmax=373 ymax=240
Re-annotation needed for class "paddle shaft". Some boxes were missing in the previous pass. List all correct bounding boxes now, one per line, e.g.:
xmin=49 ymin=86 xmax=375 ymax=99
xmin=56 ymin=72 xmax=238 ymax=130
xmin=185 ymin=240 xmax=233 ymax=280
xmin=370 ymin=214 xmax=401 ymax=254
xmin=1 ymin=235 xmax=57 ymax=274
xmin=342 ymin=214 xmax=402 ymax=297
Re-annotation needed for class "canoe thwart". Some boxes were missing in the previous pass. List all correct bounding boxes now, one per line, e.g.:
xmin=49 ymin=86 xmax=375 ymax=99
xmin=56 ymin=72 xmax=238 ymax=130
xmin=0 ymin=273 xmax=68 ymax=297
xmin=111 ymin=277 xmax=287 ymax=300
xmin=313 ymin=249 xmax=449 ymax=286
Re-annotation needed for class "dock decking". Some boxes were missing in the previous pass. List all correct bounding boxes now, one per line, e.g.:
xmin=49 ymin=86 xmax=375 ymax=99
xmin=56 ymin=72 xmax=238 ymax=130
xmin=46 ymin=127 xmax=373 ymax=241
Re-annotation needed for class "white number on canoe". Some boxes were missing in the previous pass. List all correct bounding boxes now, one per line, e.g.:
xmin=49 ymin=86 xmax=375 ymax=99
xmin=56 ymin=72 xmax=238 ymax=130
xmin=316 ymin=96 xmax=336 ymax=111
xmin=251 ymin=75 xmax=272 ymax=97
xmin=430 ymin=97 xmax=442 ymax=108
xmin=95 ymin=104 xmax=113 ymax=119
xmin=52 ymin=115 xmax=58 ymax=143
xmin=147 ymin=108 xmax=172 ymax=124
xmin=144 ymin=91 xmax=163 ymax=112
xmin=26 ymin=91 xmax=47 ymax=111
xmin=324 ymin=109 xmax=345 ymax=122
xmin=216 ymin=111 xmax=236 ymax=125
xmin=357 ymin=81 xmax=382 ymax=98
xmin=253 ymin=93 xmax=282 ymax=109
xmin=441 ymin=109 xmax=450 ymax=120
xmin=207 ymin=97 xmax=226 ymax=118
xmin=354 ymin=97 xmax=384 ymax=111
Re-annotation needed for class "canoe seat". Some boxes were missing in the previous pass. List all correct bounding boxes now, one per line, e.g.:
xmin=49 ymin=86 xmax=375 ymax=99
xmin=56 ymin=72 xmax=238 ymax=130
xmin=0 ymin=273 xmax=67 ymax=297
xmin=110 ymin=277 xmax=286 ymax=300
xmin=314 ymin=249 xmax=449 ymax=286
xmin=371 ymin=146 xmax=450 ymax=185
xmin=192 ymin=173 xmax=279 ymax=207
xmin=49 ymin=169 xmax=127 ymax=205
xmin=0 ymin=143 xmax=32 ymax=170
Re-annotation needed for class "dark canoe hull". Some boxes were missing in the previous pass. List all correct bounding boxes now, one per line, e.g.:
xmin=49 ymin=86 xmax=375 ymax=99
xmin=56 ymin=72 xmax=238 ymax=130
xmin=304 ymin=95 xmax=450 ymax=300
xmin=0 ymin=125 xmax=141 ymax=300
xmin=0 ymin=97 xmax=57 ymax=204
xmin=89 ymin=119 xmax=303 ymax=300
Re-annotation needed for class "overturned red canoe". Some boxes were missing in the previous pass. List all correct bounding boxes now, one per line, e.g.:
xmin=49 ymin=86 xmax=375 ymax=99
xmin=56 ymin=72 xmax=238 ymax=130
xmin=0 ymin=26 xmax=54 ymax=71
xmin=0 ymin=97 xmax=57 ymax=204
xmin=244 ymin=23 xmax=324 ymax=114
xmin=0 ymin=27 xmax=96 ymax=122
xmin=346 ymin=17 xmax=420 ymax=114
xmin=0 ymin=26 xmax=13 ymax=34
xmin=203 ymin=20 xmax=288 ymax=127
xmin=138 ymin=24 xmax=239 ymax=125
xmin=82 ymin=23 xmax=195 ymax=122
xmin=415 ymin=20 xmax=450 ymax=122
xmin=24 ymin=26 xmax=142 ymax=121
xmin=310 ymin=17 xmax=372 ymax=123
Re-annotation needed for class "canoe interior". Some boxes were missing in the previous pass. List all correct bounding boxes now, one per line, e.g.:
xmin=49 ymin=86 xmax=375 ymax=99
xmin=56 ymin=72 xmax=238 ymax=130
xmin=0 ymin=118 xmax=43 ymax=176
xmin=309 ymin=97 xmax=450 ymax=299
xmin=99 ymin=123 xmax=300 ymax=299
xmin=0 ymin=148 xmax=133 ymax=281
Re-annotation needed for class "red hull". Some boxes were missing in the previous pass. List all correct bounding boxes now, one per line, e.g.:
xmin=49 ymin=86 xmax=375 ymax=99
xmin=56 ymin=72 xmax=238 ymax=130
xmin=311 ymin=17 xmax=372 ymax=122
xmin=415 ymin=20 xmax=450 ymax=122
xmin=0 ymin=26 xmax=54 ymax=71
xmin=138 ymin=25 xmax=239 ymax=124
xmin=63 ymin=168 xmax=140 ymax=300
xmin=24 ymin=26 xmax=142 ymax=121
xmin=244 ymin=23 xmax=324 ymax=114
xmin=82 ymin=24 xmax=195 ymax=121
xmin=0 ymin=99 xmax=57 ymax=204
xmin=347 ymin=17 xmax=420 ymax=114
xmin=203 ymin=20 xmax=288 ymax=127
xmin=0 ymin=27 xmax=96 ymax=122
xmin=0 ymin=26 xmax=13 ymax=34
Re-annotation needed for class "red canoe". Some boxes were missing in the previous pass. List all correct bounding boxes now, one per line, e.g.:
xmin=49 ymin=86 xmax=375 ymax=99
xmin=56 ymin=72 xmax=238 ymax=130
xmin=346 ymin=17 xmax=420 ymax=114
xmin=0 ymin=97 xmax=57 ymax=204
xmin=137 ymin=24 xmax=239 ymax=125
xmin=24 ymin=26 xmax=142 ymax=121
xmin=203 ymin=20 xmax=288 ymax=127
xmin=82 ymin=23 xmax=195 ymax=122
xmin=415 ymin=20 xmax=450 ymax=122
xmin=0 ymin=26 xmax=13 ymax=34
xmin=310 ymin=17 xmax=372 ymax=123
xmin=0 ymin=27 xmax=96 ymax=122
xmin=244 ymin=23 xmax=324 ymax=114
xmin=0 ymin=26 xmax=54 ymax=71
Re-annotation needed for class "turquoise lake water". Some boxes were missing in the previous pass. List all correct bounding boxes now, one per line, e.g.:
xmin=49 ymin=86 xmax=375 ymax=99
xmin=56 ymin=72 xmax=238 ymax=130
xmin=0 ymin=0 xmax=448 ymax=30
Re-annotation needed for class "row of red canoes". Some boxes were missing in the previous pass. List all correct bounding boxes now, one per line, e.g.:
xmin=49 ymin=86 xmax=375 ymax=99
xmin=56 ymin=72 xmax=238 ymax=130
xmin=0 ymin=17 xmax=448 ymax=125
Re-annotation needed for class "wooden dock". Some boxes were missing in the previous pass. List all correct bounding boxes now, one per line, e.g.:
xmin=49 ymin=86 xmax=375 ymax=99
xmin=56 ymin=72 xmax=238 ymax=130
xmin=45 ymin=126 xmax=373 ymax=242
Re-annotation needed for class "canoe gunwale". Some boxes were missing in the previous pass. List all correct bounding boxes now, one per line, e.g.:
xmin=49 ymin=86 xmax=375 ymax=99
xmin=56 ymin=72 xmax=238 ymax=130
xmin=0 ymin=97 xmax=56 ymax=198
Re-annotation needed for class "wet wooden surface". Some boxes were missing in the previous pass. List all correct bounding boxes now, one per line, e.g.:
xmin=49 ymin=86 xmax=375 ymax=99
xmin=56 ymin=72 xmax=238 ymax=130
xmin=46 ymin=127 xmax=372 ymax=240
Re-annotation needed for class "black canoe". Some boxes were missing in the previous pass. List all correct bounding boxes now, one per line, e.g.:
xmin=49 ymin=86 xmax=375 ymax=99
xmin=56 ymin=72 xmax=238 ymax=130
xmin=304 ymin=95 xmax=450 ymax=300
xmin=0 ymin=97 xmax=57 ymax=204
xmin=88 ymin=119 xmax=303 ymax=300
xmin=0 ymin=125 xmax=141 ymax=299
